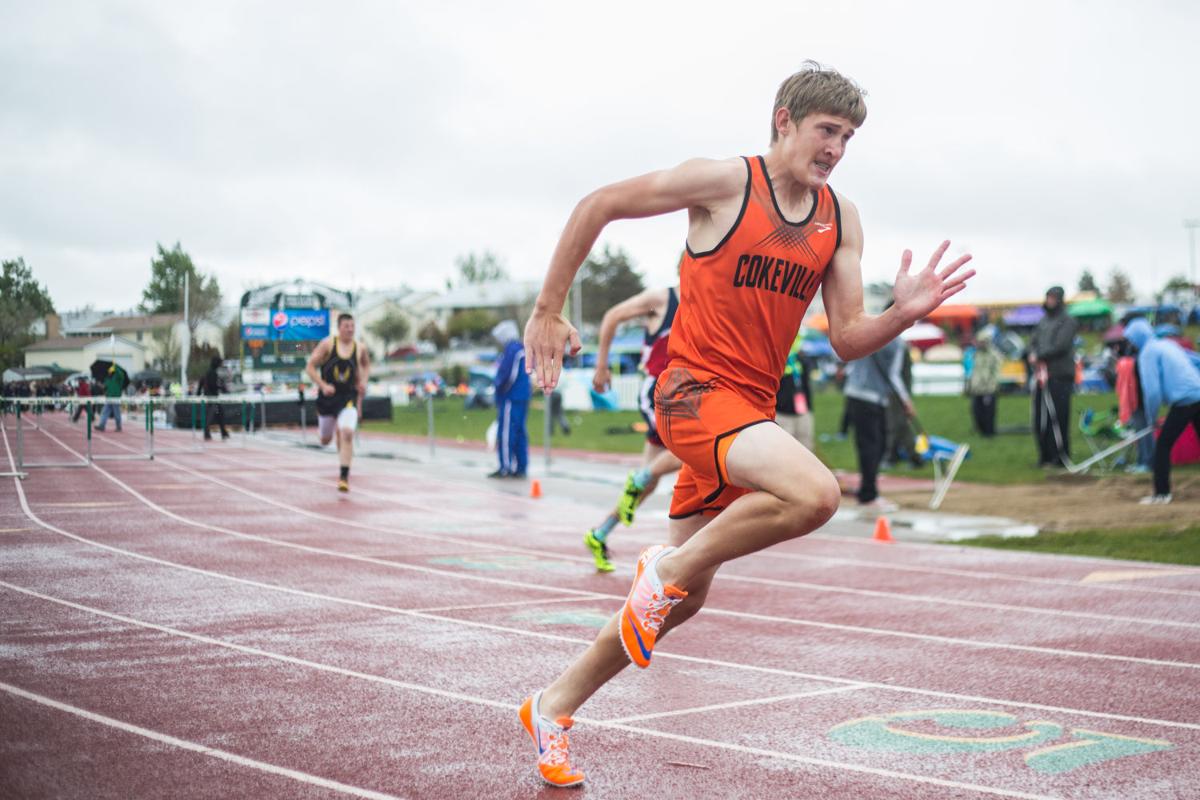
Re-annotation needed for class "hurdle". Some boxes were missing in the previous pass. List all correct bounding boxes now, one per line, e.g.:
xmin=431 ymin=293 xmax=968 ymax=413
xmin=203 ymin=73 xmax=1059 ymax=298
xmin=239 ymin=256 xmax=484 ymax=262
xmin=920 ymin=434 xmax=972 ymax=511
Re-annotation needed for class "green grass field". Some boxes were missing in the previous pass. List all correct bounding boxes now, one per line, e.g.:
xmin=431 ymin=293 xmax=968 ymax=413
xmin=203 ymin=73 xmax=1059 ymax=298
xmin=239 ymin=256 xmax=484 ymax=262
xmin=956 ymin=525 xmax=1200 ymax=566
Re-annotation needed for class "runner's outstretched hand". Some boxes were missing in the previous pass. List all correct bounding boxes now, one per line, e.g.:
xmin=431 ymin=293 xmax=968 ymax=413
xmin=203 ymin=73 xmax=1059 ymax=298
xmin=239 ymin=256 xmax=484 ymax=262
xmin=524 ymin=310 xmax=582 ymax=392
xmin=891 ymin=240 xmax=975 ymax=324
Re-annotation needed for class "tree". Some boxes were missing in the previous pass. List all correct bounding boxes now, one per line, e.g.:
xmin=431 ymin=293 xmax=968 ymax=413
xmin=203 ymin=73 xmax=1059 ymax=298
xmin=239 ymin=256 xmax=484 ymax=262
xmin=1077 ymin=269 xmax=1099 ymax=294
xmin=449 ymin=251 xmax=509 ymax=288
xmin=368 ymin=310 xmax=411 ymax=360
xmin=139 ymin=242 xmax=223 ymax=340
xmin=1106 ymin=267 xmax=1135 ymax=304
xmin=446 ymin=309 xmax=499 ymax=343
xmin=150 ymin=325 xmax=182 ymax=375
xmin=580 ymin=245 xmax=645 ymax=324
xmin=1161 ymin=275 xmax=1194 ymax=296
xmin=223 ymin=316 xmax=242 ymax=362
xmin=0 ymin=258 xmax=56 ymax=371
xmin=417 ymin=320 xmax=449 ymax=351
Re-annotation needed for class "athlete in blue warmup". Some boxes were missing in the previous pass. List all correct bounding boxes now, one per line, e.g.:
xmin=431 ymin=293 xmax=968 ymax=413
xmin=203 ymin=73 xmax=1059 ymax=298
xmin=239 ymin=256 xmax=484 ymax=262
xmin=490 ymin=320 xmax=531 ymax=479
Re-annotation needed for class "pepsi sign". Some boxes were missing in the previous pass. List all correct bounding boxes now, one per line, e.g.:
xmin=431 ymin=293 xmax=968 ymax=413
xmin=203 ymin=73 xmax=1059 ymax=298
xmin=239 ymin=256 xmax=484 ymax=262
xmin=263 ymin=309 xmax=330 ymax=341
xmin=241 ymin=325 xmax=271 ymax=340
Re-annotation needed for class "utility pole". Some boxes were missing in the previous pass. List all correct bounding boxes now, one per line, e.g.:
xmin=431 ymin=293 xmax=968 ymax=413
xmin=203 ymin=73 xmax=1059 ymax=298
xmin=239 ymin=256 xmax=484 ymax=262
xmin=572 ymin=273 xmax=584 ymax=331
xmin=1186 ymin=219 xmax=1199 ymax=296
xmin=181 ymin=271 xmax=190 ymax=389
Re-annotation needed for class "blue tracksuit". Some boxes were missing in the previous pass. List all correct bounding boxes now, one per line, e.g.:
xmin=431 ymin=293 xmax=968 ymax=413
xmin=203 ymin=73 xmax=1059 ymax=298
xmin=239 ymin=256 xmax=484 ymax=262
xmin=494 ymin=339 xmax=531 ymax=475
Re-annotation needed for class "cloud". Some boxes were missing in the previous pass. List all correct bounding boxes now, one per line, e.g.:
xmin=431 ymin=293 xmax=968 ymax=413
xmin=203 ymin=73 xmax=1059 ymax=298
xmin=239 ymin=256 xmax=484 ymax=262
xmin=1 ymin=0 xmax=1197 ymax=310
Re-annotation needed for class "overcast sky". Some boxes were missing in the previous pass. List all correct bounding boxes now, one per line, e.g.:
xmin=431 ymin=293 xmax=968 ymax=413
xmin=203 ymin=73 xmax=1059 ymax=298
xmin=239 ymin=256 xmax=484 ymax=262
xmin=2 ymin=0 xmax=1197 ymax=314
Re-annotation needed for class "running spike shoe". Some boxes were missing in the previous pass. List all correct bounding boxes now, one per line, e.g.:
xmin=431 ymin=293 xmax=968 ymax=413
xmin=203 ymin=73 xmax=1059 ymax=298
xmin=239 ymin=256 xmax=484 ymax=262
xmin=519 ymin=692 xmax=585 ymax=787
xmin=584 ymin=529 xmax=615 ymax=573
xmin=616 ymin=472 xmax=644 ymax=526
xmin=618 ymin=545 xmax=686 ymax=669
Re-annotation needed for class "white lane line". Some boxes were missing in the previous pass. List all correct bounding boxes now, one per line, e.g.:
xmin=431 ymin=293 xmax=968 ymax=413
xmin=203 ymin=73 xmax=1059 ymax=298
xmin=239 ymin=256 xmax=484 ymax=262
xmin=6 ymin=495 xmax=1200 ymax=736
xmin=410 ymin=596 xmax=606 ymax=614
xmin=64 ymin=421 xmax=1200 ymax=630
xmin=14 ymin=424 xmax=1200 ymax=672
xmin=0 ymin=582 xmax=1060 ymax=800
xmin=604 ymin=685 xmax=870 ymax=725
xmin=716 ymin=572 xmax=1200 ymax=631
xmin=0 ymin=680 xmax=405 ymax=800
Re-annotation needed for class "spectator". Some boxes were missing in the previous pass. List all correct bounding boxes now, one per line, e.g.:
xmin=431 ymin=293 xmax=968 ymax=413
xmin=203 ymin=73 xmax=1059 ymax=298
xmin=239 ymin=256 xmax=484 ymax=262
xmin=1124 ymin=318 xmax=1200 ymax=504
xmin=1028 ymin=286 xmax=1078 ymax=467
xmin=95 ymin=365 xmax=126 ymax=433
xmin=199 ymin=355 xmax=230 ymax=440
xmin=843 ymin=334 xmax=913 ymax=511
xmin=71 ymin=377 xmax=93 ymax=423
xmin=776 ymin=348 xmax=815 ymax=453
xmin=488 ymin=319 xmax=530 ymax=479
xmin=1114 ymin=336 xmax=1153 ymax=473
xmin=884 ymin=342 xmax=918 ymax=466
xmin=966 ymin=329 xmax=1002 ymax=437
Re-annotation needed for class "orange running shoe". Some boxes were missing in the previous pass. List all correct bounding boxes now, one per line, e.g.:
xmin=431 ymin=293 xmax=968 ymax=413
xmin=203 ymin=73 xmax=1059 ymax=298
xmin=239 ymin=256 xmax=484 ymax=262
xmin=618 ymin=545 xmax=686 ymax=669
xmin=337 ymin=478 xmax=349 ymax=493
xmin=519 ymin=692 xmax=585 ymax=787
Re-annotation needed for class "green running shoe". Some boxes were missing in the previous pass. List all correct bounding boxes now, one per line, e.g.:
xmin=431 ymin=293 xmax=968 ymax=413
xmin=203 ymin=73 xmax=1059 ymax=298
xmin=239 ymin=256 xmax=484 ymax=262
xmin=616 ymin=472 xmax=645 ymax=526
xmin=584 ymin=529 xmax=615 ymax=573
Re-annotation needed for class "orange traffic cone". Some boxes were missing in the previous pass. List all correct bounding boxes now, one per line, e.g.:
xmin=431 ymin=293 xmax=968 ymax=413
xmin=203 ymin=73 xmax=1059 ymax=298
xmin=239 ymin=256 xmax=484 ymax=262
xmin=530 ymin=479 xmax=542 ymax=499
xmin=873 ymin=516 xmax=893 ymax=542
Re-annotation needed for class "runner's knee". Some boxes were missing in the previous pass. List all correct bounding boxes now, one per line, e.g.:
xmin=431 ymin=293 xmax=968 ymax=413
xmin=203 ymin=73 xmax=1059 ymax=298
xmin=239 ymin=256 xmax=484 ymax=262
xmin=775 ymin=470 xmax=840 ymax=532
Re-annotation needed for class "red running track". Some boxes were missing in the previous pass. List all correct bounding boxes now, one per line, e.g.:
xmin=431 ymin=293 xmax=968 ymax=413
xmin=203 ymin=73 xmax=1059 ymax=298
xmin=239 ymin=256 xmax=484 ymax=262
xmin=2 ymin=413 xmax=1199 ymax=799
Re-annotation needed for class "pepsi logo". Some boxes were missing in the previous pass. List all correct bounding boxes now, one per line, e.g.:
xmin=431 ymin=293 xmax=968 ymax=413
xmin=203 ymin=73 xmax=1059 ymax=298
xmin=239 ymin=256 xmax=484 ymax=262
xmin=272 ymin=311 xmax=289 ymax=329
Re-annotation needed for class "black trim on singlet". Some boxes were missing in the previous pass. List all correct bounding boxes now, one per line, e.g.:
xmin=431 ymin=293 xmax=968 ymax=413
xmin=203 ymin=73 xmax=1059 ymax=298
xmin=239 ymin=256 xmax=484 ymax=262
xmin=701 ymin=418 xmax=774 ymax=505
xmin=831 ymin=187 xmax=843 ymax=252
xmin=669 ymin=506 xmax=726 ymax=520
xmin=644 ymin=287 xmax=678 ymax=346
xmin=685 ymin=157 xmax=752 ymax=259
xmin=756 ymin=155 xmax=818 ymax=227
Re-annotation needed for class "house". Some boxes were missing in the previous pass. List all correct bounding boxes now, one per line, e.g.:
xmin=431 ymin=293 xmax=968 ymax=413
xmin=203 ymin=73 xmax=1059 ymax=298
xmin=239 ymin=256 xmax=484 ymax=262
xmin=87 ymin=313 xmax=224 ymax=369
xmin=353 ymin=287 xmax=440 ymax=360
xmin=23 ymin=335 xmax=147 ymax=375
xmin=424 ymin=280 xmax=540 ymax=327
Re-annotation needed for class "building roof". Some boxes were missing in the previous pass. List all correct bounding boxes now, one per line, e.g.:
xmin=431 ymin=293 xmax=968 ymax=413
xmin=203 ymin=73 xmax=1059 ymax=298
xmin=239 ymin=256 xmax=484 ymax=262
xmin=426 ymin=281 xmax=539 ymax=311
xmin=24 ymin=335 xmax=144 ymax=352
xmin=90 ymin=313 xmax=183 ymax=332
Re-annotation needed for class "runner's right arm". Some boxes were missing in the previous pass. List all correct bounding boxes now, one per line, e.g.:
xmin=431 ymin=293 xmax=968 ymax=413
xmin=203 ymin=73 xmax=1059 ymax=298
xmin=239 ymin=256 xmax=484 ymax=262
xmin=592 ymin=288 xmax=668 ymax=392
xmin=526 ymin=158 xmax=745 ymax=391
xmin=305 ymin=339 xmax=334 ymax=396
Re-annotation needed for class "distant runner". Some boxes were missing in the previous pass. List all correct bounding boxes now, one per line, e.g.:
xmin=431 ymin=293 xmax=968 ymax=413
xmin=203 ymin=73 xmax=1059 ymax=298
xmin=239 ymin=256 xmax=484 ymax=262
xmin=305 ymin=313 xmax=370 ymax=492
xmin=584 ymin=285 xmax=682 ymax=572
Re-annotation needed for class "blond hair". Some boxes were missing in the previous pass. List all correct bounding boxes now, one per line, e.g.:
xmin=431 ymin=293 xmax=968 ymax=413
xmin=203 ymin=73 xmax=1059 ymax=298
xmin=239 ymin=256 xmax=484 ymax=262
xmin=771 ymin=61 xmax=867 ymax=143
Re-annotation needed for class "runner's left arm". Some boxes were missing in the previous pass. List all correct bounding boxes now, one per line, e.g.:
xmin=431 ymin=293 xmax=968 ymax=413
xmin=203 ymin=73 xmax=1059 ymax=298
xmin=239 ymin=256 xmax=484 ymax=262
xmin=357 ymin=343 xmax=371 ymax=398
xmin=822 ymin=195 xmax=974 ymax=361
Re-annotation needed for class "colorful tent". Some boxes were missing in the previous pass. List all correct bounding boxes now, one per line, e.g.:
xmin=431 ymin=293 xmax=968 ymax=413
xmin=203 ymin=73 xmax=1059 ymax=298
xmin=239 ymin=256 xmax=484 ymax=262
xmin=1067 ymin=298 xmax=1113 ymax=318
xmin=1004 ymin=305 xmax=1045 ymax=327
xmin=900 ymin=323 xmax=946 ymax=351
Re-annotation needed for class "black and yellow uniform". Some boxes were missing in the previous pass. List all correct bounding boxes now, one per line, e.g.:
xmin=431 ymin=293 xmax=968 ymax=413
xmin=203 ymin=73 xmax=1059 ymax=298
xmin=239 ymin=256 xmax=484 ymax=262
xmin=316 ymin=337 xmax=360 ymax=417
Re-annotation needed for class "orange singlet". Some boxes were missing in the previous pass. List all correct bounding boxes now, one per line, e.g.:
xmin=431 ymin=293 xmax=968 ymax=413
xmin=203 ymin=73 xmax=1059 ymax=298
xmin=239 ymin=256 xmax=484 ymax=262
xmin=656 ymin=155 xmax=840 ymax=518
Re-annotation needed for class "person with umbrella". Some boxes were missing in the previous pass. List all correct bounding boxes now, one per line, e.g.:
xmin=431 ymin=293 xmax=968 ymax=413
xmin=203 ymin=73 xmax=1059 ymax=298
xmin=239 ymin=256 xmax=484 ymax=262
xmin=95 ymin=363 xmax=127 ymax=432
